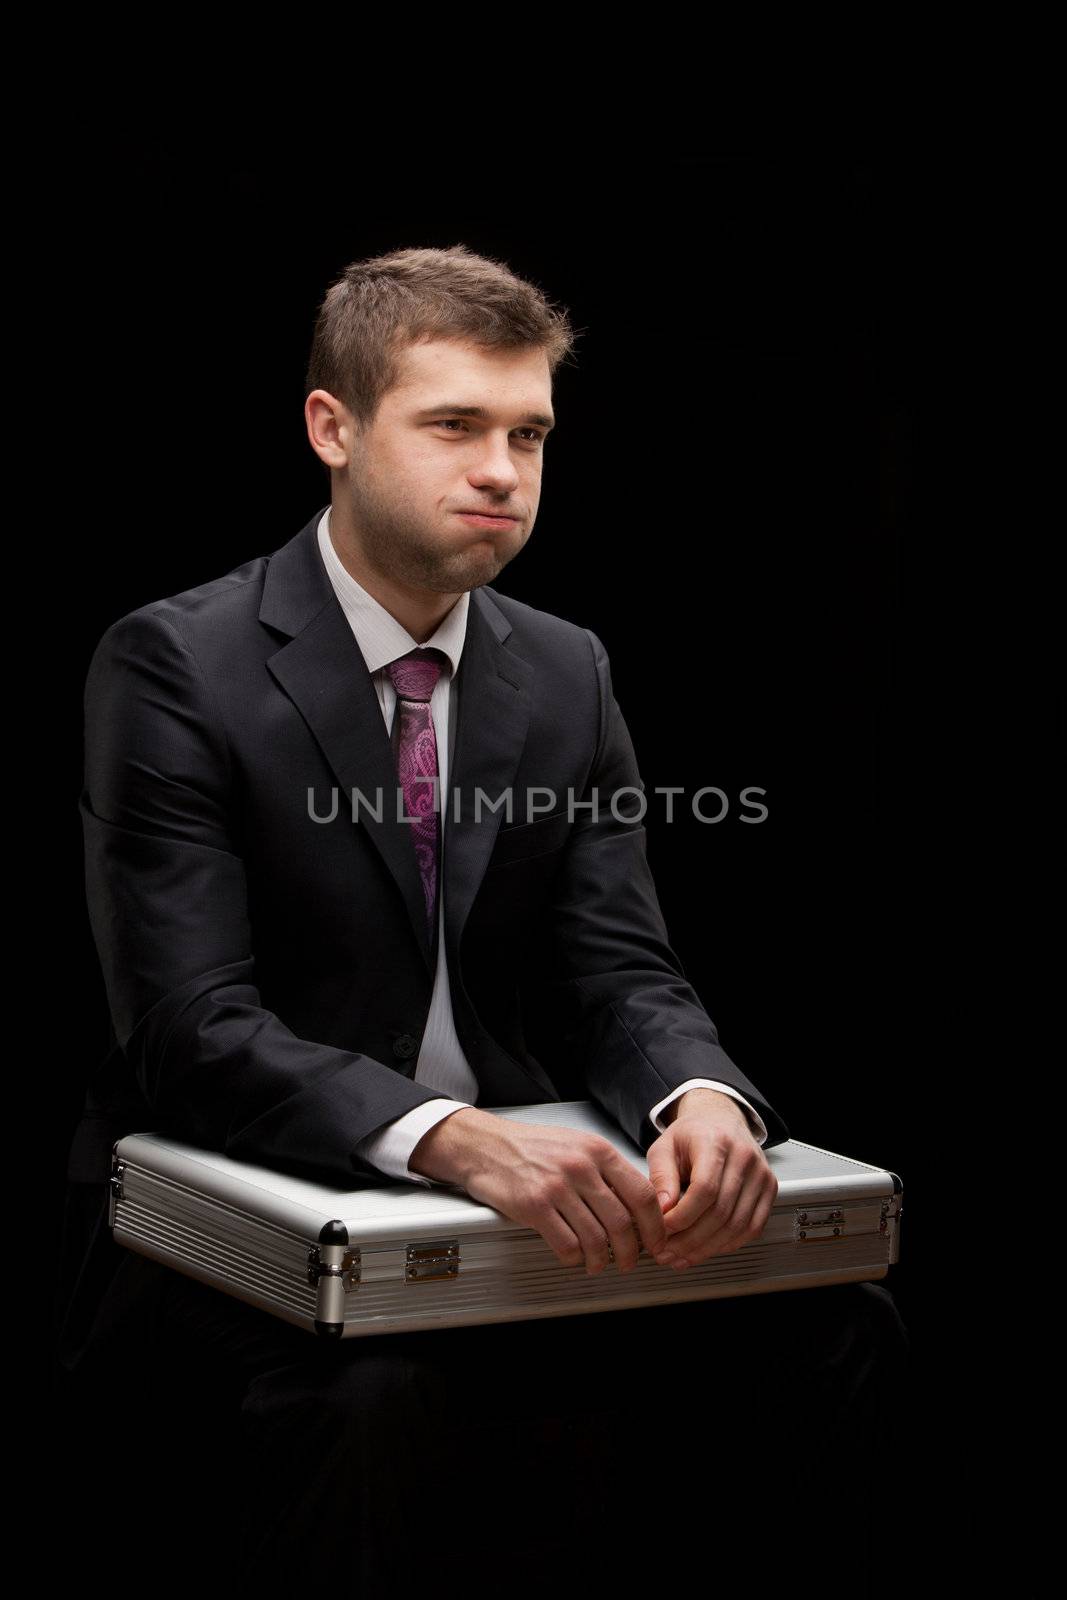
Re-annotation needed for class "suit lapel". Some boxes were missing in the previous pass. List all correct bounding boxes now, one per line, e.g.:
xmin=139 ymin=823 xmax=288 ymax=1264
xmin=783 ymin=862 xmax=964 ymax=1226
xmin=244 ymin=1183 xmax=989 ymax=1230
xmin=442 ymin=585 xmax=532 ymax=962
xmin=257 ymin=510 xmax=533 ymax=980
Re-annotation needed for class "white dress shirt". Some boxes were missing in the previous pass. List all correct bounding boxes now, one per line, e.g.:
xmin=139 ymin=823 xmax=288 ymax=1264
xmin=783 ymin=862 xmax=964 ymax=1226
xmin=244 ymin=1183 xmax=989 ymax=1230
xmin=317 ymin=509 xmax=768 ymax=1187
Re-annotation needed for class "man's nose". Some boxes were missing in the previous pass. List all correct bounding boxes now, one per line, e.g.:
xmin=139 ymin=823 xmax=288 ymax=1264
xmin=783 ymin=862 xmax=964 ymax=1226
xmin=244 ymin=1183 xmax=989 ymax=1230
xmin=466 ymin=432 xmax=522 ymax=493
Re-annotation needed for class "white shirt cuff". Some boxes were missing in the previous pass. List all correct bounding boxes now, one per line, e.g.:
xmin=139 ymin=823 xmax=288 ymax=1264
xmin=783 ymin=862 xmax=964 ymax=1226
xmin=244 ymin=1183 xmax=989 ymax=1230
xmin=647 ymin=1080 xmax=768 ymax=1146
xmin=353 ymin=1099 xmax=473 ymax=1186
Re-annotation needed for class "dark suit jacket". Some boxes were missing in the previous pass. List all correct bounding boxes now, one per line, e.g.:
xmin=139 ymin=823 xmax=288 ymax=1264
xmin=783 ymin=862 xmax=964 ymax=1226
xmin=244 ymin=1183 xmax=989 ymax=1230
xmin=59 ymin=505 xmax=789 ymax=1369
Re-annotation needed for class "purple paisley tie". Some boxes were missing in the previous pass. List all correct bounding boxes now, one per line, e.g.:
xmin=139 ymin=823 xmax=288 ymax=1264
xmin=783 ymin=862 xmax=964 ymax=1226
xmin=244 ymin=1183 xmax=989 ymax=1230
xmin=386 ymin=647 xmax=449 ymax=933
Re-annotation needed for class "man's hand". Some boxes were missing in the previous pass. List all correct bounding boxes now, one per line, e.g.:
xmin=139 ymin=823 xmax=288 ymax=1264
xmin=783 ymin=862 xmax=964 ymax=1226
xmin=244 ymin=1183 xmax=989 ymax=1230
xmin=646 ymin=1089 xmax=779 ymax=1270
xmin=409 ymin=1108 xmax=671 ymax=1275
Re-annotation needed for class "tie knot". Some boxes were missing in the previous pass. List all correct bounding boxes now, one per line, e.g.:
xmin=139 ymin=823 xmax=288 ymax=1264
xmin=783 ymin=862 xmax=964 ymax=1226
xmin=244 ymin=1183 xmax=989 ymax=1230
xmin=386 ymin=647 xmax=449 ymax=703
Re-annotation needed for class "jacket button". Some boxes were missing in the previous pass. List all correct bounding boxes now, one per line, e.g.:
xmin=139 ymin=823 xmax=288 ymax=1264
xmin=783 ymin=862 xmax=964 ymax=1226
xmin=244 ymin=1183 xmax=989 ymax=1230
xmin=392 ymin=1034 xmax=419 ymax=1061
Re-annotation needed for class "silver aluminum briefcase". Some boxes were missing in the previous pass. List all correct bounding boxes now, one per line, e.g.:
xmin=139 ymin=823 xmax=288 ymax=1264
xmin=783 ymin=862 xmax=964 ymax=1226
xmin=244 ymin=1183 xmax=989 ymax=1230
xmin=108 ymin=1099 xmax=902 ymax=1338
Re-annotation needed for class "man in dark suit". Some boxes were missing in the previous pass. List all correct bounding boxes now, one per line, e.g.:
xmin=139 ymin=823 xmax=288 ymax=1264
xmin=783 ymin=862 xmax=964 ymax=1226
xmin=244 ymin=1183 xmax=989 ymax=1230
xmin=59 ymin=244 xmax=909 ymax=1591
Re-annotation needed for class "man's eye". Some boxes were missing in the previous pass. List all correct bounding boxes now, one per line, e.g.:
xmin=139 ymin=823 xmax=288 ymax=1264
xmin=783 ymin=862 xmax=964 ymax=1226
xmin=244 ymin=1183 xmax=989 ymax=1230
xmin=436 ymin=420 xmax=544 ymax=445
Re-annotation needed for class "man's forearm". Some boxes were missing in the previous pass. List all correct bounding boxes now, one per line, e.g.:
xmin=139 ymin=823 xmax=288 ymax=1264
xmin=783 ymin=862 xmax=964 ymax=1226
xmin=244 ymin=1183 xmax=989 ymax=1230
xmin=408 ymin=1105 xmax=506 ymax=1186
xmin=413 ymin=1091 xmax=758 ymax=1190
xmin=663 ymin=1087 xmax=753 ymax=1129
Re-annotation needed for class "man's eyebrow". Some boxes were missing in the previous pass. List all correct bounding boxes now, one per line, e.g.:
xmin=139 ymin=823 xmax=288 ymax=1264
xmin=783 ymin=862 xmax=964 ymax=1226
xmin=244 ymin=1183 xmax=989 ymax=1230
xmin=414 ymin=403 xmax=555 ymax=431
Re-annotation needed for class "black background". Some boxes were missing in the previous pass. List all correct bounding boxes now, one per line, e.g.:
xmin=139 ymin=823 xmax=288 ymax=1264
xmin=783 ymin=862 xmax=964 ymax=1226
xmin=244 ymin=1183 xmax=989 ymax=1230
xmin=56 ymin=152 xmax=924 ymax=1340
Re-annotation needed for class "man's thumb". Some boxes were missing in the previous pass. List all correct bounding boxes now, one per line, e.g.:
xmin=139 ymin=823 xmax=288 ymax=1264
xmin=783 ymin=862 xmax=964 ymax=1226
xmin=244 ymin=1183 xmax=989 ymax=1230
xmin=647 ymin=1156 xmax=679 ymax=1214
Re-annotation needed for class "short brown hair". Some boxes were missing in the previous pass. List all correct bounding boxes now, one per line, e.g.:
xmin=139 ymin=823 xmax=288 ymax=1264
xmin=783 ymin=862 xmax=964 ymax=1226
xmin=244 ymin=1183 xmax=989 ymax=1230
xmin=304 ymin=243 xmax=579 ymax=429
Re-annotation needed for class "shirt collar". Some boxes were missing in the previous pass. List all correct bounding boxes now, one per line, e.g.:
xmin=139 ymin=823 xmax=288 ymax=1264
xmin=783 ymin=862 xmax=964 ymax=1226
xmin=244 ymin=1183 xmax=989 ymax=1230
xmin=317 ymin=506 xmax=469 ymax=677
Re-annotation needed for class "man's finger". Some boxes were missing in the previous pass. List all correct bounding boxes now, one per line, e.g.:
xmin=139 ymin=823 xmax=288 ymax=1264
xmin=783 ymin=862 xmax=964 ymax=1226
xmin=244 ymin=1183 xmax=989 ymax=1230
xmin=555 ymin=1191 xmax=617 ymax=1275
xmin=599 ymin=1150 xmax=669 ymax=1260
xmin=646 ymin=1143 xmax=681 ymax=1220
xmin=723 ymin=1156 xmax=775 ymax=1244
xmin=581 ymin=1180 xmax=644 ymax=1274
xmin=659 ymin=1132 xmax=729 ymax=1234
xmin=687 ymin=1144 xmax=756 ymax=1246
xmin=666 ymin=1157 xmax=777 ymax=1264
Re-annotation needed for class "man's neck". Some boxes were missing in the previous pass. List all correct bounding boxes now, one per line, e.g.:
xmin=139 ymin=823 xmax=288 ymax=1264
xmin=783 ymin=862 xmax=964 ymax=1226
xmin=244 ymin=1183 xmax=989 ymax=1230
xmin=328 ymin=522 xmax=460 ymax=642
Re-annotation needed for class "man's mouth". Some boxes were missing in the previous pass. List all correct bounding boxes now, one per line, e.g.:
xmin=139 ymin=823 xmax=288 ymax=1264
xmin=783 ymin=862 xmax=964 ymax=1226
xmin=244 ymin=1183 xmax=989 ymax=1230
xmin=455 ymin=511 xmax=519 ymax=528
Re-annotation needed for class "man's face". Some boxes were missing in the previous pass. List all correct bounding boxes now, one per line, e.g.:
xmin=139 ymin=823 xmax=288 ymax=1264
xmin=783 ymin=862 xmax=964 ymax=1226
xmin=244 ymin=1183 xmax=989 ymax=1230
xmin=339 ymin=336 xmax=554 ymax=595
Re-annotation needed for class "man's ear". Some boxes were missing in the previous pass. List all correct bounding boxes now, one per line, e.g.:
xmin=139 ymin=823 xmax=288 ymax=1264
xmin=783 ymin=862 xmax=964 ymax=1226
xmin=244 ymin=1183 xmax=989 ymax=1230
xmin=305 ymin=389 xmax=351 ymax=471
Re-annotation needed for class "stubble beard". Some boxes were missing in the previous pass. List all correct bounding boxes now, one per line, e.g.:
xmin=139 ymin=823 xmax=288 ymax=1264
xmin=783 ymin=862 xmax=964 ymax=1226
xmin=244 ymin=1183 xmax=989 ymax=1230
xmin=348 ymin=468 xmax=519 ymax=595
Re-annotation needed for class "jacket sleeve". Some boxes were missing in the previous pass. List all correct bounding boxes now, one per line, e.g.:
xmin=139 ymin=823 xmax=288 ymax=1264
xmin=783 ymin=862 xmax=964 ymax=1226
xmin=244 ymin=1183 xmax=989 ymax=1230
xmin=80 ymin=606 xmax=457 ymax=1187
xmin=543 ymin=628 xmax=791 ymax=1157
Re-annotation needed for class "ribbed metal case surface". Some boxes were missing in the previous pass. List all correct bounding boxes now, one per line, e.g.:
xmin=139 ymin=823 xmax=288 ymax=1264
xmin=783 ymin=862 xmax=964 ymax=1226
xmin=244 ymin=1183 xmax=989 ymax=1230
xmin=109 ymin=1100 xmax=902 ymax=1338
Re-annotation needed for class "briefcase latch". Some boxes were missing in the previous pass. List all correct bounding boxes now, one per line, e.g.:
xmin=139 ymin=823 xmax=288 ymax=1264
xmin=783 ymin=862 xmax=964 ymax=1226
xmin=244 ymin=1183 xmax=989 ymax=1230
xmin=794 ymin=1207 xmax=846 ymax=1241
xmin=405 ymin=1239 xmax=460 ymax=1282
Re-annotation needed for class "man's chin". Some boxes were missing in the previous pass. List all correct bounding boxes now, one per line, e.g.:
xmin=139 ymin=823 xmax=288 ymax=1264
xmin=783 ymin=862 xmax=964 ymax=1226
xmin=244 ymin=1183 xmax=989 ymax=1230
xmin=440 ymin=551 xmax=510 ymax=592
